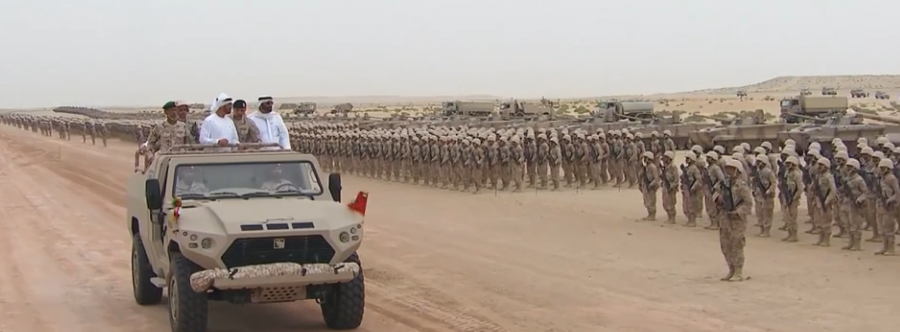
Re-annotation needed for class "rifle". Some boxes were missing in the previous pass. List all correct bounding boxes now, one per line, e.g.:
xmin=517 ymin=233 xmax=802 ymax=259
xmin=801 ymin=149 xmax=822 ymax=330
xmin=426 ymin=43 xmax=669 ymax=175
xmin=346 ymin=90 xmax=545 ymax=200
xmin=751 ymin=166 xmax=768 ymax=196
xmin=838 ymin=176 xmax=862 ymax=208
xmin=662 ymin=164 xmax=673 ymax=192
xmin=679 ymin=164 xmax=695 ymax=192
xmin=719 ymin=179 xmax=737 ymax=212
xmin=701 ymin=167 xmax=713 ymax=190
xmin=801 ymin=165 xmax=812 ymax=186
xmin=814 ymin=176 xmax=828 ymax=207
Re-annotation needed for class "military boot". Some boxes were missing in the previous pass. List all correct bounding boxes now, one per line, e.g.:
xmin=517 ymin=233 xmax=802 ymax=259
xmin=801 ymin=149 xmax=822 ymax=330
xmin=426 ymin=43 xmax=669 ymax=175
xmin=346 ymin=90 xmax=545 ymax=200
xmin=685 ymin=217 xmax=696 ymax=227
xmin=782 ymin=229 xmax=798 ymax=242
xmin=720 ymin=264 xmax=735 ymax=282
xmin=760 ymin=226 xmax=771 ymax=238
xmin=755 ymin=226 xmax=766 ymax=237
xmin=866 ymin=229 xmax=882 ymax=242
xmin=819 ymin=233 xmax=831 ymax=247
xmin=813 ymin=232 xmax=825 ymax=246
xmin=805 ymin=225 xmax=820 ymax=234
xmin=875 ymin=237 xmax=890 ymax=255
xmin=841 ymin=235 xmax=854 ymax=250
xmin=730 ymin=265 xmax=745 ymax=282
xmin=884 ymin=237 xmax=896 ymax=256
xmin=850 ymin=234 xmax=863 ymax=251
xmin=833 ymin=228 xmax=847 ymax=238
xmin=665 ymin=215 xmax=676 ymax=224
xmin=778 ymin=224 xmax=788 ymax=231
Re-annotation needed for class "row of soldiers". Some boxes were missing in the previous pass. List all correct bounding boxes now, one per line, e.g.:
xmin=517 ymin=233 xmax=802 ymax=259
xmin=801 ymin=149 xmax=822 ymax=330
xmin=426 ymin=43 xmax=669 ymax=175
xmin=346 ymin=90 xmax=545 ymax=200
xmin=0 ymin=114 xmax=110 ymax=146
xmin=638 ymin=136 xmax=900 ymax=258
xmin=291 ymin=122 xmax=679 ymax=193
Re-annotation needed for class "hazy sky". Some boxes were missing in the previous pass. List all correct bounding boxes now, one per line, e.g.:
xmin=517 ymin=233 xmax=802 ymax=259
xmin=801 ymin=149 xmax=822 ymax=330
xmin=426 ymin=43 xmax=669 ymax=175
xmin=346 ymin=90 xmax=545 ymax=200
xmin=1 ymin=0 xmax=896 ymax=108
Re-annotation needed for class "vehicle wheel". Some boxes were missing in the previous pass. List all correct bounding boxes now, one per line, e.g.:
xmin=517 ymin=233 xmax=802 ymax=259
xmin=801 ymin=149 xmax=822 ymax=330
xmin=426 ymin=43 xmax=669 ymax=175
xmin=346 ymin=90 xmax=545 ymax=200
xmin=168 ymin=254 xmax=208 ymax=332
xmin=321 ymin=253 xmax=365 ymax=330
xmin=132 ymin=234 xmax=163 ymax=305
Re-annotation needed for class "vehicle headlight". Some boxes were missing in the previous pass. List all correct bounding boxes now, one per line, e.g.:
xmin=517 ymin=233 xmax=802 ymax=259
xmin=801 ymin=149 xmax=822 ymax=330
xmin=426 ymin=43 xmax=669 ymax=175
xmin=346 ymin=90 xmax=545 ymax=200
xmin=339 ymin=232 xmax=350 ymax=243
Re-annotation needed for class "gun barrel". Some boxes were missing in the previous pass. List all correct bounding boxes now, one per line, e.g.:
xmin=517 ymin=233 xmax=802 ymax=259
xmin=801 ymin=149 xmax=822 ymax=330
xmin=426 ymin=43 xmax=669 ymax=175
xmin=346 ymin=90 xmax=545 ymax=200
xmin=846 ymin=109 xmax=900 ymax=125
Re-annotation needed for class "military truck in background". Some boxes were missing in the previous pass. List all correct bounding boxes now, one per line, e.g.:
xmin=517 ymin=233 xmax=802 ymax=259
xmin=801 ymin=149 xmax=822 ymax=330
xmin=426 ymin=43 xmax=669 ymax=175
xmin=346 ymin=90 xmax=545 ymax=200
xmin=875 ymin=91 xmax=891 ymax=100
xmin=294 ymin=102 xmax=318 ymax=115
xmin=592 ymin=101 xmax=655 ymax=122
xmin=330 ymin=103 xmax=353 ymax=115
xmin=800 ymin=88 xmax=812 ymax=96
xmin=821 ymin=87 xmax=837 ymax=96
xmin=780 ymin=95 xmax=848 ymax=123
xmin=736 ymin=90 xmax=748 ymax=99
xmin=441 ymin=101 xmax=495 ymax=117
xmin=498 ymin=99 xmax=554 ymax=117
xmin=850 ymin=89 xmax=869 ymax=98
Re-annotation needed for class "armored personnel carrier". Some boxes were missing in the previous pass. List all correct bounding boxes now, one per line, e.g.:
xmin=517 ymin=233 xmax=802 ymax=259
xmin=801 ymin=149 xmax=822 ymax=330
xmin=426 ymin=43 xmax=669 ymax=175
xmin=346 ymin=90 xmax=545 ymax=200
xmin=850 ymin=89 xmax=869 ymax=98
xmin=875 ymin=91 xmax=891 ymax=100
xmin=800 ymin=88 xmax=813 ymax=96
xmin=128 ymin=143 xmax=366 ymax=332
xmin=821 ymin=87 xmax=837 ymax=96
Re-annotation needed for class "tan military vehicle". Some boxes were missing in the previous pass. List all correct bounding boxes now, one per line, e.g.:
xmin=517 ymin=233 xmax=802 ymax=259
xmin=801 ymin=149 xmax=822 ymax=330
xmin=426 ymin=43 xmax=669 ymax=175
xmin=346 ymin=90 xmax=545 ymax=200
xmin=498 ymin=99 xmax=554 ymax=117
xmin=875 ymin=91 xmax=891 ymax=100
xmin=441 ymin=101 xmax=495 ymax=116
xmin=821 ymin=87 xmax=837 ymax=96
xmin=736 ymin=90 xmax=748 ymax=100
xmin=800 ymin=88 xmax=812 ymax=96
xmin=779 ymin=95 xmax=848 ymax=123
xmin=127 ymin=143 xmax=366 ymax=332
xmin=294 ymin=102 xmax=318 ymax=115
xmin=592 ymin=101 xmax=655 ymax=122
xmin=850 ymin=89 xmax=869 ymax=98
xmin=330 ymin=103 xmax=354 ymax=115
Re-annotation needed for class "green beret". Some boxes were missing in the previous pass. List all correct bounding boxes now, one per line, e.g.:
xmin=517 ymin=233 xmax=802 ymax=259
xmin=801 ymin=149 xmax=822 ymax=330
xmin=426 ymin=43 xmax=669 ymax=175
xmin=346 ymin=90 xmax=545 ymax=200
xmin=163 ymin=101 xmax=177 ymax=110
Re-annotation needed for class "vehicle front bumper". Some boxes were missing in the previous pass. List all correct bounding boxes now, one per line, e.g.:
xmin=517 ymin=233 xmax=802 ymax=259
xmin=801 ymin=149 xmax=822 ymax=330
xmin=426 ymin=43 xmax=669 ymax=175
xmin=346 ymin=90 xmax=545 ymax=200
xmin=189 ymin=262 xmax=361 ymax=293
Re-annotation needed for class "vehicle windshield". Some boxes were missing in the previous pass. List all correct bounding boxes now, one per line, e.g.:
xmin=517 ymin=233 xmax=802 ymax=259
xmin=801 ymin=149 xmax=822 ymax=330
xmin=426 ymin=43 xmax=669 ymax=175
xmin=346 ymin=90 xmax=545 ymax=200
xmin=172 ymin=161 xmax=322 ymax=199
xmin=780 ymin=100 xmax=792 ymax=107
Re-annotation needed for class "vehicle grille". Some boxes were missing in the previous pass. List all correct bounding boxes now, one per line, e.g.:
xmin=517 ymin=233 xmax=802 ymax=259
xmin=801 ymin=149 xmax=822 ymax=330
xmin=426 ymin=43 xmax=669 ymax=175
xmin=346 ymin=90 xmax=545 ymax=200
xmin=221 ymin=235 xmax=336 ymax=268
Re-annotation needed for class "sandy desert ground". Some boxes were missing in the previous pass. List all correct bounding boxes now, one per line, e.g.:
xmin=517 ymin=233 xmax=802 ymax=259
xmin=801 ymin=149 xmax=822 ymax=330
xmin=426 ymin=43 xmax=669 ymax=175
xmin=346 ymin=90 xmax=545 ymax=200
xmin=3 ymin=89 xmax=900 ymax=331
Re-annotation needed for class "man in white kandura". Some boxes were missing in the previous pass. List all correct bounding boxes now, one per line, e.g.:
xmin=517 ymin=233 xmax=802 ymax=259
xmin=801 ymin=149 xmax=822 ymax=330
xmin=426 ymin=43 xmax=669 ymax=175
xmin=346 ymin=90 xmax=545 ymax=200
xmin=199 ymin=93 xmax=240 ymax=151
xmin=248 ymin=95 xmax=291 ymax=150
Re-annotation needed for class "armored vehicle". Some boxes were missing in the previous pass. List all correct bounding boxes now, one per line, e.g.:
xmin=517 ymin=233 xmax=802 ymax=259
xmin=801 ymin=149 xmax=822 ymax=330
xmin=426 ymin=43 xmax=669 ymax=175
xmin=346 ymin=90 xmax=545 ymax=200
xmin=294 ymin=102 xmax=318 ymax=115
xmin=777 ymin=111 xmax=879 ymax=154
xmin=875 ymin=91 xmax=891 ymax=100
xmin=780 ymin=95 xmax=848 ymax=123
xmin=821 ymin=87 xmax=837 ymax=96
xmin=441 ymin=101 xmax=495 ymax=117
xmin=128 ymin=143 xmax=366 ymax=332
xmin=850 ymin=89 xmax=869 ymax=98
xmin=498 ymin=99 xmax=554 ymax=117
xmin=330 ymin=103 xmax=354 ymax=115
xmin=736 ymin=90 xmax=748 ymax=100
xmin=800 ymin=88 xmax=812 ymax=96
xmin=687 ymin=110 xmax=795 ymax=151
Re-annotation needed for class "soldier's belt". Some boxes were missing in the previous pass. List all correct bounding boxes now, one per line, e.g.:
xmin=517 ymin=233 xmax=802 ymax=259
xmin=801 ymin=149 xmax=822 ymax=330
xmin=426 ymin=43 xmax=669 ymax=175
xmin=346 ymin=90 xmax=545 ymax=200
xmin=189 ymin=262 xmax=361 ymax=293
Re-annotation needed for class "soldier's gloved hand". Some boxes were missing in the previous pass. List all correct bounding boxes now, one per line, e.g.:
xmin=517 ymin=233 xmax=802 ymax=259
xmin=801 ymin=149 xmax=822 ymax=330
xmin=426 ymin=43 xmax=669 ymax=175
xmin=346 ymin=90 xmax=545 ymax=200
xmin=856 ymin=196 xmax=865 ymax=204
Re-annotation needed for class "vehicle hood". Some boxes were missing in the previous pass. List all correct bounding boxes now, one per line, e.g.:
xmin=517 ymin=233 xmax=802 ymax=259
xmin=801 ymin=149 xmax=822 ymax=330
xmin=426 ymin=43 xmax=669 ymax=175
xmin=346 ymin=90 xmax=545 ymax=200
xmin=176 ymin=198 xmax=362 ymax=234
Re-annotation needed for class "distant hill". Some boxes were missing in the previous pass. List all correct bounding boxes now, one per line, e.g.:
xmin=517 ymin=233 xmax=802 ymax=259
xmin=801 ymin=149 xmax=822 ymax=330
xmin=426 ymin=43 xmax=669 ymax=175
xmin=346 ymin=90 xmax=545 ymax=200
xmin=688 ymin=75 xmax=900 ymax=94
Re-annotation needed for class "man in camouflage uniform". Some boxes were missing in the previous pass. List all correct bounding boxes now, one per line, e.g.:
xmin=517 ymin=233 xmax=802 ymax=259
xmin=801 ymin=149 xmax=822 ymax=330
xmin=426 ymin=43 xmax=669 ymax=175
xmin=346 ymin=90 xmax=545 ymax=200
xmin=639 ymin=151 xmax=660 ymax=221
xmin=524 ymin=133 xmax=537 ymax=188
xmin=875 ymin=158 xmax=899 ymax=255
xmin=704 ymin=151 xmax=724 ymax=230
xmin=682 ymin=153 xmax=703 ymax=227
xmin=813 ymin=157 xmax=838 ymax=246
xmin=548 ymin=137 xmax=562 ymax=190
xmin=715 ymin=158 xmax=753 ymax=282
xmin=509 ymin=136 xmax=524 ymax=192
xmin=782 ymin=156 xmax=804 ymax=242
xmin=841 ymin=158 xmax=868 ymax=251
xmin=140 ymin=102 xmax=192 ymax=172
xmin=753 ymin=154 xmax=778 ymax=237
xmin=231 ymin=100 xmax=261 ymax=144
xmin=537 ymin=134 xmax=550 ymax=189
xmin=660 ymin=151 xmax=679 ymax=224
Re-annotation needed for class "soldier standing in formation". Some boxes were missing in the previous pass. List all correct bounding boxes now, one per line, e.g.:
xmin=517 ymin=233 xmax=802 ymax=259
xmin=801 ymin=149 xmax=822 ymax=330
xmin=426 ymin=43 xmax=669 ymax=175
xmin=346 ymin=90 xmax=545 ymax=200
xmin=715 ymin=159 xmax=753 ymax=282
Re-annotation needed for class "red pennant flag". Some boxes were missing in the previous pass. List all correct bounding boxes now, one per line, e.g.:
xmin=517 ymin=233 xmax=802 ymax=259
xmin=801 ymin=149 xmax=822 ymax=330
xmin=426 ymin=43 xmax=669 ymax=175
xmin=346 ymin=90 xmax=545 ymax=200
xmin=347 ymin=191 xmax=368 ymax=216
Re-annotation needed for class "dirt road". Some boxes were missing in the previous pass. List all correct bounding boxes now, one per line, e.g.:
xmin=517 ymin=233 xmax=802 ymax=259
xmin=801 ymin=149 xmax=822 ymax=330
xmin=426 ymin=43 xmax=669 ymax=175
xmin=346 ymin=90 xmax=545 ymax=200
xmin=0 ymin=125 xmax=898 ymax=332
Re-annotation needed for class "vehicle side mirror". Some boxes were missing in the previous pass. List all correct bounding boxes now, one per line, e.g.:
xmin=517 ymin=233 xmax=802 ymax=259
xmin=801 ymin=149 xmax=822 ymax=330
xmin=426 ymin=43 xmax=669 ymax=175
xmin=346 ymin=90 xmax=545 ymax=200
xmin=328 ymin=173 xmax=342 ymax=202
xmin=145 ymin=179 xmax=163 ymax=210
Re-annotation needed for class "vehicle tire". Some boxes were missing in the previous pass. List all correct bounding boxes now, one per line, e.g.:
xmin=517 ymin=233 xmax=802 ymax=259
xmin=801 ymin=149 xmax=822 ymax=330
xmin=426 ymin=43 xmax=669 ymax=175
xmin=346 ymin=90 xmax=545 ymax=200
xmin=168 ymin=254 xmax=208 ymax=332
xmin=321 ymin=252 xmax=365 ymax=330
xmin=132 ymin=234 xmax=163 ymax=305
